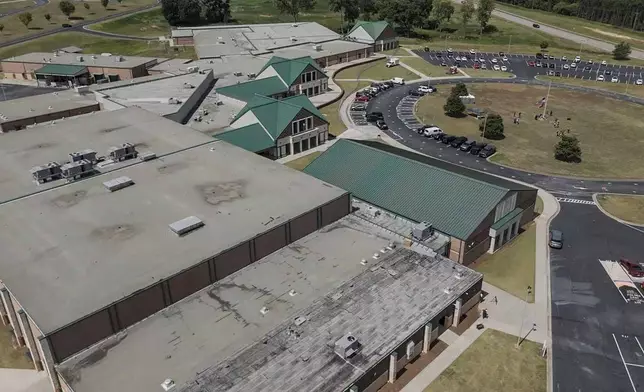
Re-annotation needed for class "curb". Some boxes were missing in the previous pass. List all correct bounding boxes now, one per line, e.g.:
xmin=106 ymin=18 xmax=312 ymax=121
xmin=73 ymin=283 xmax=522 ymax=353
xmin=593 ymin=193 xmax=644 ymax=227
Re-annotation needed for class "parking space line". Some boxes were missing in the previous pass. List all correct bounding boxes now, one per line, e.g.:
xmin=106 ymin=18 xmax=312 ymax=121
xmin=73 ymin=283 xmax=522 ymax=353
xmin=626 ymin=362 xmax=644 ymax=368
xmin=613 ymin=334 xmax=638 ymax=392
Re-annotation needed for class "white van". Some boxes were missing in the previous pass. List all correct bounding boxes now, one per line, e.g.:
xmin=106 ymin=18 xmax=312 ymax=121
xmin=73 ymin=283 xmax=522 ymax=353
xmin=386 ymin=57 xmax=400 ymax=67
xmin=391 ymin=77 xmax=405 ymax=85
xmin=423 ymin=126 xmax=442 ymax=137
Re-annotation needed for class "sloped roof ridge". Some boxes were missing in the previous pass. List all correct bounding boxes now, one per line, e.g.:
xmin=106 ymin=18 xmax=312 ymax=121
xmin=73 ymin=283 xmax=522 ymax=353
xmin=345 ymin=140 xmax=510 ymax=192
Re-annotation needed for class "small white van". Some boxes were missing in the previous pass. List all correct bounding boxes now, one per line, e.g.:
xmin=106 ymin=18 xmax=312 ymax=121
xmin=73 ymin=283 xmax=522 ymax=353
xmin=391 ymin=77 xmax=405 ymax=85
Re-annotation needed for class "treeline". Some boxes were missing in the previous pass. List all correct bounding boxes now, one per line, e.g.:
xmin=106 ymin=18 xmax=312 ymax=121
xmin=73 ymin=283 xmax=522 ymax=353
xmin=498 ymin=0 xmax=644 ymax=31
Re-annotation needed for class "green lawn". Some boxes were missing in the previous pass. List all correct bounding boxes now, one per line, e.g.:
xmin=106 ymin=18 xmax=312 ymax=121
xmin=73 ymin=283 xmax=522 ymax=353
xmin=0 ymin=0 xmax=157 ymax=41
xmin=400 ymin=57 xmax=455 ymax=77
xmin=424 ymin=329 xmax=546 ymax=392
xmin=414 ymin=82 xmax=644 ymax=179
xmin=538 ymin=75 xmax=644 ymax=99
xmin=0 ymin=325 xmax=33 ymax=369
xmin=0 ymin=32 xmax=196 ymax=60
xmin=320 ymin=80 xmax=370 ymax=137
xmin=496 ymin=3 xmax=644 ymax=51
xmin=596 ymin=194 xmax=644 ymax=225
xmin=474 ymin=224 xmax=536 ymax=302
xmin=91 ymin=6 xmax=167 ymax=38
xmin=334 ymin=58 xmax=419 ymax=81
xmin=284 ymin=151 xmax=322 ymax=170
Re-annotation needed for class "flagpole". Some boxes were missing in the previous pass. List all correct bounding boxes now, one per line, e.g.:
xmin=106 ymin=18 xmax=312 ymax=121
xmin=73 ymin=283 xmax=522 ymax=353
xmin=541 ymin=81 xmax=552 ymax=118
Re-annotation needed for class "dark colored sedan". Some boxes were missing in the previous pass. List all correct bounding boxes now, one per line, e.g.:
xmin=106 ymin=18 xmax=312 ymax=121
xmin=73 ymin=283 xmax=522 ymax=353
xmin=450 ymin=136 xmax=468 ymax=148
xmin=584 ymin=66 xmax=592 ymax=70
xmin=469 ymin=142 xmax=486 ymax=155
xmin=432 ymin=131 xmax=445 ymax=140
xmin=533 ymin=23 xmax=540 ymax=28
xmin=549 ymin=230 xmax=563 ymax=249
xmin=459 ymin=140 xmax=476 ymax=152
xmin=408 ymin=89 xmax=423 ymax=96
xmin=441 ymin=135 xmax=456 ymax=144
xmin=549 ymin=63 xmax=555 ymax=69
xmin=479 ymin=144 xmax=496 ymax=158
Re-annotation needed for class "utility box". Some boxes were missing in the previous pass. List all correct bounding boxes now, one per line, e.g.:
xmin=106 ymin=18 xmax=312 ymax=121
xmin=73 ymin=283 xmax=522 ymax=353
xmin=108 ymin=143 xmax=138 ymax=161
xmin=70 ymin=149 xmax=97 ymax=163
xmin=334 ymin=333 xmax=360 ymax=359
xmin=412 ymin=222 xmax=434 ymax=241
xmin=30 ymin=162 xmax=62 ymax=183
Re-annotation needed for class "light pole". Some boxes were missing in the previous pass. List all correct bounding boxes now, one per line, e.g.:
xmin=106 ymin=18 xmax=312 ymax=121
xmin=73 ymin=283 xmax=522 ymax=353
xmin=541 ymin=80 xmax=552 ymax=118
xmin=516 ymin=285 xmax=533 ymax=347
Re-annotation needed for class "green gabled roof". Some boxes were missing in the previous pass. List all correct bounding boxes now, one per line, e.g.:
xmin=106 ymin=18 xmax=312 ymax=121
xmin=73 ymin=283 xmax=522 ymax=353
xmin=303 ymin=139 xmax=517 ymax=240
xmin=231 ymin=94 xmax=277 ymax=123
xmin=214 ymin=123 xmax=275 ymax=153
xmin=216 ymin=76 xmax=288 ymax=103
xmin=282 ymin=94 xmax=326 ymax=121
xmin=257 ymin=56 xmax=326 ymax=86
xmin=35 ymin=64 xmax=88 ymax=77
xmin=491 ymin=208 xmax=524 ymax=230
xmin=348 ymin=20 xmax=391 ymax=40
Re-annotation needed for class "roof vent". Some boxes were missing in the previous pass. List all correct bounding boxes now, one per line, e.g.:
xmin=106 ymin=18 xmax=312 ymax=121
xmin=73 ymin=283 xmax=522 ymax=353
xmin=386 ymin=243 xmax=395 ymax=251
xmin=260 ymin=306 xmax=269 ymax=315
xmin=103 ymin=176 xmax=134 ymax=192
xmin=161 ymin=379 xmax=176 ymax=391
xmin=115 ymin=56 xmax=124 ymax=62
xmin=380 ymin=248 xmax=387 ymax=254
xmin=139 ymin=152 xmax=157 ymax=161
xmin=61 ymin=160 xmax=94 ymax=181
xmin=292 ymin=23 xmax=299 ymax=27
xmin=372 ymin=253 xmax=380 ymax=259
xmin=290 ymin=36 xmax=297 ymax=42
xmin=360 ymin=259 xmax=368 ymax=265
xmin=334 ymin=333 xmax=360 ymax=359
xmin=294 ymin=316 xmax=307 ymax=326
xmin=169 ymin=216 xmax=204 ymax=236
xmin=443 ymin=288 xmax=452 ymax=295
xmin=288 ymin=289 xmax=297 ymax=296
xmin=77 ymin=56 xmax=84 ymax=62
xmin=312 ymin=44 xmax=322 ymax=51
xmin=412 ymin=222 xmax=434 ymax=241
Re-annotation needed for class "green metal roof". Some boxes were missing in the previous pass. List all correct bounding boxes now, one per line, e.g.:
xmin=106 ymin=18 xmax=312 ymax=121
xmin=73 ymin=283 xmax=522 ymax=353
xmin=348 ymin=20 xmax=391 ymax=40
xmin=214 ymin=123 xmax=274 ymax=153
xmin=216 ymin=76 xmax=288 ymax=103
xmin=257 ymin=56 xmax=327 ymax=86
xmin=35 ymin=64 xmax=88 ymax=77
xmin=491 ymin=208 xmax=524 ymax=231
xmin=303 ymin=139 xmax=514 ymax=240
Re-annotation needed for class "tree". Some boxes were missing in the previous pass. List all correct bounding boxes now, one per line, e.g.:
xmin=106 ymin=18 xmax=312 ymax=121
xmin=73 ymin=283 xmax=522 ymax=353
xmin=180 ymin=0 xmax=201 ymax=24
xmin=613 ymin=41 xmax=632 ymax=60
xmin=460 ymin=0 xmax=475 ymax=28
xmin=161 ymin=0 xmax=181 ymax=25
xmin=0 ymin=24 xmax=4 ymax=34
xmin=116 ymin=0 xmax=122 ymax=4
xmin=44 ymin=13 xmax=51 ymax=22
xmin=329 ymin=0 xmax=360 ymax=32
xmin=273 ymin=0 xmax=316 ymax=22
xmin=451 ymin=82 xmax=468 ymax=97
xmin=431 ymin=0 xmax=455 ymax=28
xmin=476 ymin=0 xmax=495 ymax=31
xmin=18 ymin=12 xmax=32 ymax=28
xmin=59 ymin=0 xmax=76 ymax=18
xmin=444 ymin=94 xmax=466 ymax=116
xmin=202 ymin=0 xmax=231 ymax=23
xmin=376 ymin=0 xmax=432 ymax=37
xmin=554 ymin=134 xmax=582 ymax=162
xmin=479 ymin=113 xmax=504 ymax=139
xmin=101 ymin=0 xmax=109 ymax=9
xmin=540 ymin=40 xmax=549 ymax=49
xmin=84 ymin=2 xmax=90 ymax=10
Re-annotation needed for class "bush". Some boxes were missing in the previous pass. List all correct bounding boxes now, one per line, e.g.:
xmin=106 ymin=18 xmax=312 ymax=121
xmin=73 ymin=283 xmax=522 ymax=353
xmin=59 ymin=0 xmax=76 ymax=17
xmin=613 ymin=41 xmax=632 ymax=60
xmin=482 ymin=24 xmax=498 ymax=33
xmin=451 ymin=82 xmax=468 ymax=97
xmin=479 ymin=113 xmax=504 ymax=139
xmin=444 ymin=94 xmax=466 ymax=117
xmin=554 ymin=134 xmax=582 ymax=162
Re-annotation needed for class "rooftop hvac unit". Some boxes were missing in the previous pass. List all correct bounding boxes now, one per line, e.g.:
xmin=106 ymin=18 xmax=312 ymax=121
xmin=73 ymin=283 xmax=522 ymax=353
xmin=107 ymin=143 xmax=138 ymax=162
xmin=168 ymin=97 xmax=183 ymax=105
xmin=103 ymin=176 xmax=134 ymax=192
xmin=77 ymin=56 xmax=84 ymax=62
xmin=412 ymin=221 xmax=434 ymax=241
xmin=169 ymin=216 xmax=204 ymax=236
xmin=160 ymin=379 xmax=176 ymax=391
xmin=30 ymin=162 xmax=62 ymax=183
xmin=312 ymin=44 xmax=322 ymax=51
xmin=290 ymin=36 xmax=297 ymax=42
xmin=334 ymin=333 xmax=360 ymax=359
xmin=101 ymin=53 xmax=112 ymax=57
xmin=69 ymin=149 xmax=97 ymax=163
xmin=115 ymin=56 xmax=124 ymax=62
xmin=183 ymin=83 xmax=195 ymax=89
xmin=186 ymin=66 xmax=199 ymax=73
xmin=61 ymin=159 xmax=94 ymax=181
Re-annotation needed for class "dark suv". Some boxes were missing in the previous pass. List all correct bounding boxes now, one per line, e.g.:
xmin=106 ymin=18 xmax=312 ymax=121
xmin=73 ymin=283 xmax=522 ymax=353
xmin=469 ymin=142 xmax=487 ymax=155
xmin=441 ymin=134 xmax=456 ymax=144
xmin=366 ymin=112 xmax=384 ymax=122
xmin=479 ymin=144 xmax=496 ymax=158
xmin=450 ymin=136 xmax=467 ymax=148
xmin=549 ymin=230 xmax=563 ymax=249
xmin=459 ymin=140 xmax=476 ymax=152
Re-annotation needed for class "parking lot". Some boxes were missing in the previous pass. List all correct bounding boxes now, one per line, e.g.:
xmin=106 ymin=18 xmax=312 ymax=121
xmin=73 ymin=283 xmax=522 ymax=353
xmin=414 ymin=49 xmax=644 ymax=84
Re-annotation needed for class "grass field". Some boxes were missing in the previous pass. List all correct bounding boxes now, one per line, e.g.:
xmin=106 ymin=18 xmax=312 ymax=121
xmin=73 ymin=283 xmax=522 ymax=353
xmin=320 ymin=80 xmax=370 ymax=136
xmin=335 ymin=58 xmax=419 ymax=81
xmin=284 ymin=151 xmax=322 ymax=170
xmin=400 ymin=57 xmax=455 ymax=77
xmin=415 ymin=83 xmax=644 ymax=179
xmin=0 ymin=325 xmax=33 ymax=369
xmin=473 ymin=223 xmax=536 ymax=302
xmin=538 ymin=75 xmax=644 ymax=99
xmin=424 ymin=329 xmax=546 ymax=392
xmin=0 ymin=32 xmax=196 ymax=60
xmin=0 ymin=0 xmax=157 ymax=40
xmin=596 ymin=194 xmax=644 ymax=224
xmin=496 ymin=3 xmax=644 ymax=51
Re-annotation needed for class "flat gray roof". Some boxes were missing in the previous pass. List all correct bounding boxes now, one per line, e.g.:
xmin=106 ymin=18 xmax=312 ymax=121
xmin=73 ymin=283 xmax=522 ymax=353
xmin=57 ymin=214 xmax=480 ymax=392
xmin=0 ymin=90 xmax=98 ymax=124
xmin=0 ymin=139 xmax=346 ymax=335
xmin=272 ymin=39 xmax=372 ymax=60
xmin=2 ymin=52 xmax=164 ymax=69
xmin=0 ymin=107 xmax=213 ymax=204
xmin=95 ymin=70 xmax=215 ymax=117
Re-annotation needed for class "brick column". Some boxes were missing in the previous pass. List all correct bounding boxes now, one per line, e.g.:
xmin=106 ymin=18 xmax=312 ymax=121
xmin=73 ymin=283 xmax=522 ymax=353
xmin=422 ymin=324 xmax=432 ymax=353
xmin=38 ymin=337 xmax=62 ymax=392
xmin=1 ymin=289 xmax=24 ymax=346
xmin=453 ymin=298 xmax=463 ymax=327
xmin=388 ymin=352 xmax=398 ymax=383
xmin=17 ymin=310 xmax=42 ymax=371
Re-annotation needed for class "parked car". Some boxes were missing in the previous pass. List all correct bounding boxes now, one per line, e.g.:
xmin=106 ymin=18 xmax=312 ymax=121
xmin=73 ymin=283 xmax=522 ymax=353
xmin=441 ymin=134 xmax=456 ymax=144
xmin=597 ymin=74 xmax=605 ymax=81
xmin=499 ymin=51 xmax=505 ymax=56
xmin=418 ymin=85 xmax=436 ymax=94
xmin=424 ymin=46 xmax=430 ymax=52
xmin=479 ymin=144 xmax=496 ymax=158
xmin=391 ymin=77 xmax=405 ymax=85
xmin=433 ymin=131 xmax=445 ymax=140
xmin=555 ymin=71 xmax=561 ymax=76
xmin=601 ymin=60 xmax=607 ymax=65
xmin=549 ymin=55 xmax=555 ymax=60
xmin=408 ymin=89 xmax=423 ymax=96
xmin=436 ymin=52 xmax=442 ymax=57
xmin=470 ymin=49 xmax=476 ymax=54
xmin=548 ymin=70 xmax=555 ymax=76
xmin=62 ymin=23 xmax=72 ymax=28
xmin=481 ymin=63 xmax=487 ymax=69
xmin=375 ymin=120 xmax=388 ymax=130
xmin=561 ymin=56 xmax=567 ymax=61
xmin=604 ymin=70 xmax=612 ymax=75
xmin=549 ymin=63 xmax=555 ymax=69
xmin=574 ymin=55 xmax=581 ymax=62
xmin=447 ymin=48 xmax=453 ymax=54
xmin=611 ymin=76 xmax=619 ymax=83
xmin=366 ymin=112 xmax=384 ymax=122
xmin=637 ymin=79 xmax=643 ymax=85
xmin=351 ymin=103 xmax=367 ymax=112
xmin=469 ymin=142 xmax=487 ymax=155
xmin=459 ymin=140 xmax=476 ymax=152
xmin=570 ymin=62 xmax=577 ymax=68
xmin=491 ymin=58 xmax=498 ymax=63
xmin=355 ymin=95 xmax=370 ymax=102
xmin=501 ymin=65 xmax=508 ymax=72
xmin=619 ymin=259 xmax=644 ymax=277
xmin=584 ymin=65 xmax=592 ymax=71
xmin=533 ymin=23 xmax=540 ymax=28
xmin=549 ymin=230 xmax=564 ymax=249
xmin=587 ymin=59 xmax=594 ymax=64
xmin=535 ymin=53 xmax=544 ymax=59
xmin=450 ymin=136 xmax=468 ymax=148
xmin=535 ymin=60 xmax=542 ymax=67
xmin=473 ymin=63 xmax=481 ymax=69
xmin=528 ymin=61 xmax=535 ymax=67
xmin=502 ymin=56 xmax=508 ymax=61
xmin=563 ymin=64 xmax=570 ymax=70
xmin=383 ymin=81 xmax=394 ymax=88
xmin=423 ymin=126 xmax=443 ymax=137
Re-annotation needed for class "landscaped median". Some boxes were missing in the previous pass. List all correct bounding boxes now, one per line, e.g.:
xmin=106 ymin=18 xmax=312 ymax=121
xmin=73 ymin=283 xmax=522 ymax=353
xmin=424 ymin=329 xmax=547 ymax=392
xmin=334 ymin=58 xmax=420 ymax=82
xmin=596 ymin=194 xmax=644 ymax=225
xmin=284 ymin=151 xmax=322 ymax=171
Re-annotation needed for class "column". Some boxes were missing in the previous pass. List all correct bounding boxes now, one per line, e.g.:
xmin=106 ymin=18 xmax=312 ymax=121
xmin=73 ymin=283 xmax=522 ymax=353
xmin=422 ymin=324 xmax=432 ymax=353
xmin=17 ymin=310 xmax=42 ymax=371
xmin=0 ymin=294 xmax=9 ymax=325
xmin=388 ymin=352 xmax=398 ymax=383
xmin=38 ymin=337 xmax=62 ymax=392
xmin=488 ymin=235 xmax=496 ymax=254
xmin=289 ymin=137 xmax=294 ymax=157
xmin=453 ymin=298 xmax=463 ymax=327
xmin=1 ymin=289 xmax=24 ymax=346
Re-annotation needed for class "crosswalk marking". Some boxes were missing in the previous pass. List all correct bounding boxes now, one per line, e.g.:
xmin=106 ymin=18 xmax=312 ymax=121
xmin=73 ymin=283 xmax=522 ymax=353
xmin=556 ymin=197 xmax=596 ymax=205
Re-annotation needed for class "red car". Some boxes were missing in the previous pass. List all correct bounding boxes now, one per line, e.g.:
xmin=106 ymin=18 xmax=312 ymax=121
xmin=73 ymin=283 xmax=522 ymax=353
xmin=473 ymin=63 xmax=480 ymax=69
xmin=619 ymin=259 xmax=644 ymax=278
xmin=355 ymin=95 xmax=370 ymax=102
xmin=528 ymin=61 xmax=535 ymax=67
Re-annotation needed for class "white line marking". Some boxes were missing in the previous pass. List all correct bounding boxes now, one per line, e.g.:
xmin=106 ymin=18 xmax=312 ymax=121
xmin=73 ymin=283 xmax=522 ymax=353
xmin=613 ymin=333 xmax=638 ymax=392
xmin=626 ymin=362 xmax=644 ymax=368
xmin=390 ymin=130 xmax=403 ymax=140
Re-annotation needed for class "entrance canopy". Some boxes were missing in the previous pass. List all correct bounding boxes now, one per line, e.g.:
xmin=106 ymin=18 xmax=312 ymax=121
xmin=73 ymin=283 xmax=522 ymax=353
xmin=35 ymin=64 xmax=89 ymax=77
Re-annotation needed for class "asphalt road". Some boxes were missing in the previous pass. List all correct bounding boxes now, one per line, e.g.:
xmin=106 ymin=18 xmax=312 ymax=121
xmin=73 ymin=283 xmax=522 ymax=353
xmin=0 ymin=0 xmax=47 ymax=18
xmin=416 ymin=49 xmax=644 ymax=85
xmin=551 ymin=203 xmax=644 ymax=392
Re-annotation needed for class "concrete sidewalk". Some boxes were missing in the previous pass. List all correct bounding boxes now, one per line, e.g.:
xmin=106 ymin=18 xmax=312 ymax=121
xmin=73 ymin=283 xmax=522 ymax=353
xmin=0 ymin=368 xmax=50 ymax=392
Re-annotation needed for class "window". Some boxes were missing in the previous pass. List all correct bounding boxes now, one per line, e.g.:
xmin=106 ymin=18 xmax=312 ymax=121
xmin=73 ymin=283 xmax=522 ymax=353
xmin=293 ymin=141 xmax=301 ymax=154
xmin=292 ymin=117 xmax=313 ymax=135
xmin=314 ymin=86 xmax=319 ymax=95
xmin=300 ymin=71 xmax=316 ymax=84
